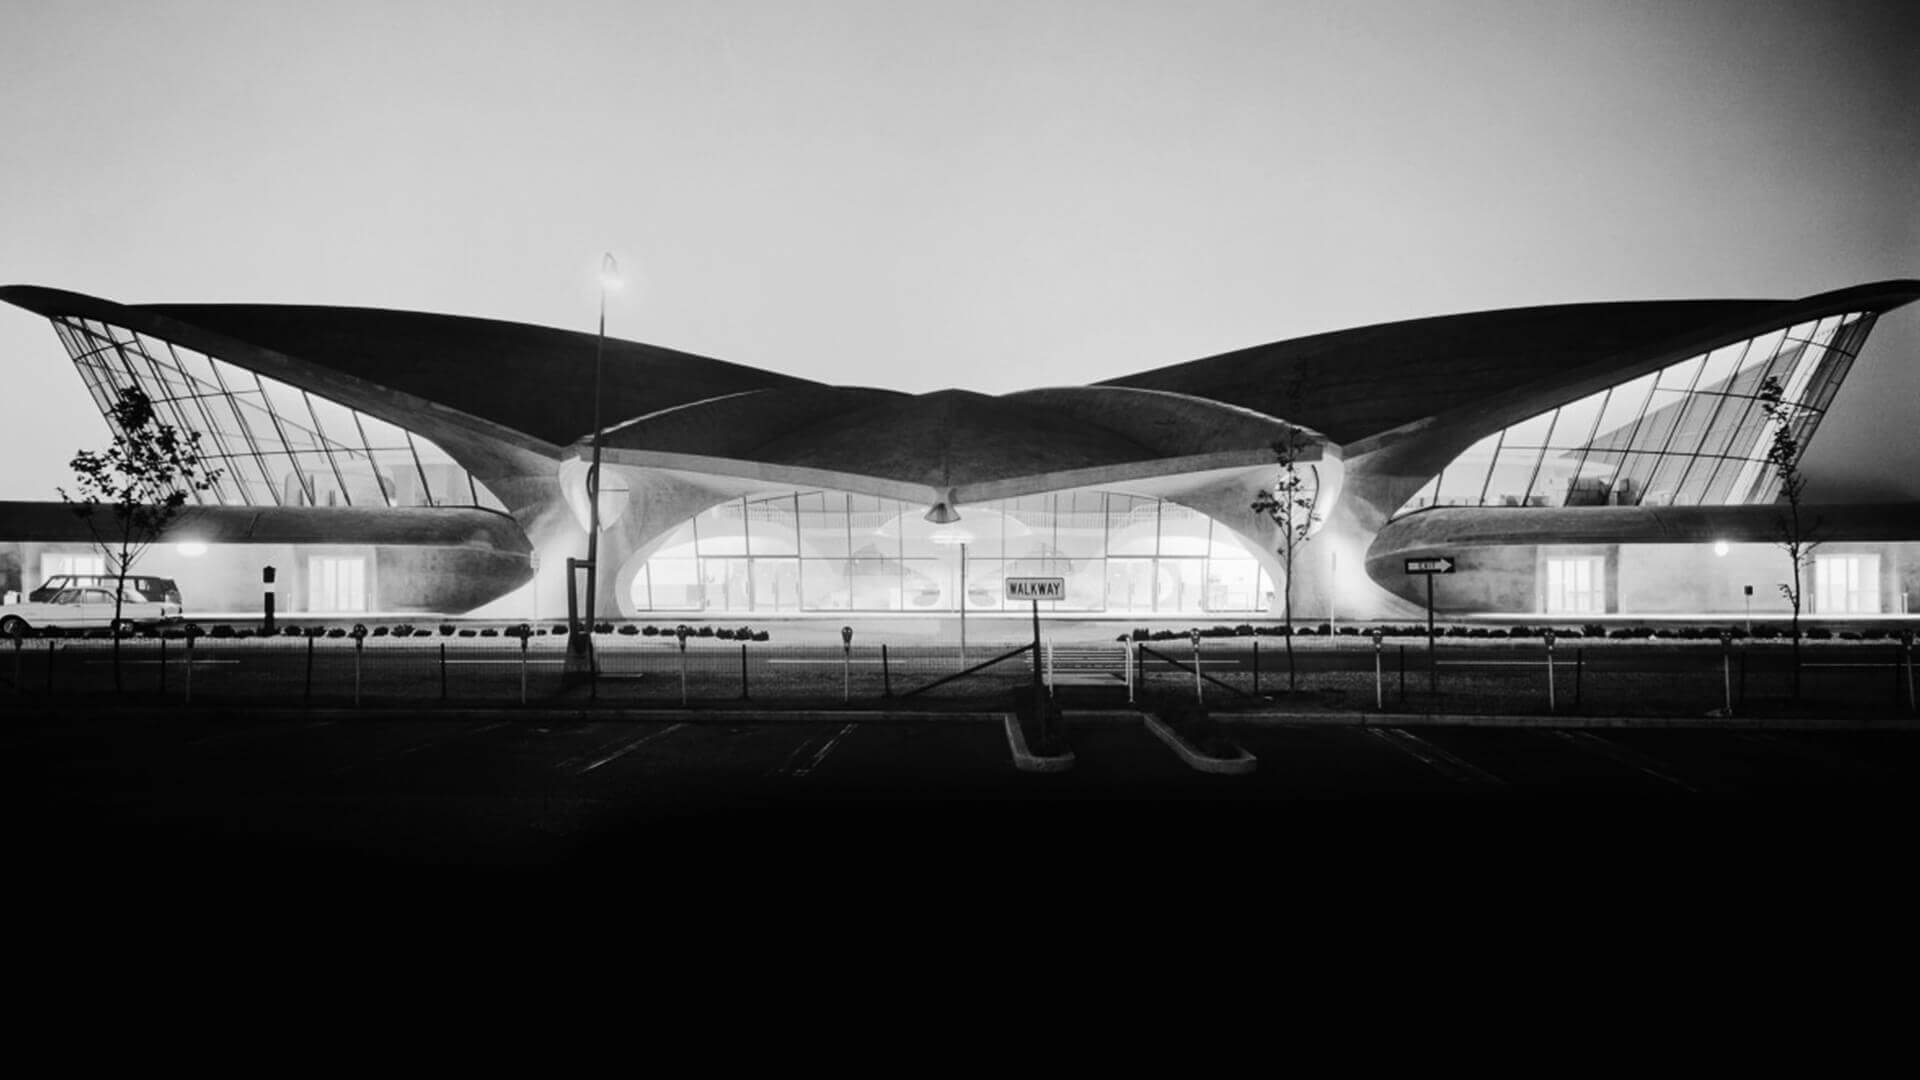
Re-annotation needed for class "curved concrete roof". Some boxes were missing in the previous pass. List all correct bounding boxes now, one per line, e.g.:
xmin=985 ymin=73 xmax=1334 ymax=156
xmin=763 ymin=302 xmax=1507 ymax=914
xmin=1101 ymin=280 xmax=1920 ymax=447
xmin=7 ymin=280 xmax=1915 ymax=498
xmin=0 ymin=285 xmax=820 ymax=449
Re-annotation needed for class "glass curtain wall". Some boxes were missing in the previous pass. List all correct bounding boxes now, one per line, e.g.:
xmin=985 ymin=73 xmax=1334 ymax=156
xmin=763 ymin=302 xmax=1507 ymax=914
xmin=1396 ymin=313 xmax=1877 ymax=515
xmin=630 ymin=488 xmax=1276 ymax=615
xmin=54 ymin=317 xmax=506 ymax=512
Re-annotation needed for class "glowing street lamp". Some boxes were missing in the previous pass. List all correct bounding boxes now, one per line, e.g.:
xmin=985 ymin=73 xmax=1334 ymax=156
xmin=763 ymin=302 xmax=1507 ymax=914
xmin=575 ymin=252 xmax=620 ymax=656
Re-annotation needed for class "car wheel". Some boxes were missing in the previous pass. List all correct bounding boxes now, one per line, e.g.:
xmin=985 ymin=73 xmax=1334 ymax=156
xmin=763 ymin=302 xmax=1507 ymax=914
xmin=0 ymin=615 xmax=28 ymax=638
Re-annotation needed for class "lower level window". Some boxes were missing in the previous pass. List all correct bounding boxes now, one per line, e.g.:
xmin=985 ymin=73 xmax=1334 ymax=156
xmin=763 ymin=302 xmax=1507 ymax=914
xmin=1814 ymin=554 xmax=1879 ymax=614
xmin=308 ymin=556 xmax=367 ymax=612
xmin=1544 ymin=555 xmax=1604 ymax=614
xmin=42 ymin=552 xmax=105 ymax=585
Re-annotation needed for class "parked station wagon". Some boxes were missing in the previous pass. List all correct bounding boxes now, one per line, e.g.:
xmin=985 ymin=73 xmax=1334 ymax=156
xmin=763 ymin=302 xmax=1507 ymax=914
xmin=1 ymin=583 xmax=184 ymax=636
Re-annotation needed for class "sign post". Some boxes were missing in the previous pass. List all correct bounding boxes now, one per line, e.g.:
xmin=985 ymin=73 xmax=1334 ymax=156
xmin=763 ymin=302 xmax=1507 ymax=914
xmin=1006 ymin=577 xmax=1064 ymax=714
xmin=1405 ymin=556 xmax=1456 ymax=696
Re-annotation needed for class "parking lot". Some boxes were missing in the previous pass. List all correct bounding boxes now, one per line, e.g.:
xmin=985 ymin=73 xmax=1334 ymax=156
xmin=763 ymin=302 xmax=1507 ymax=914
xmin=12 ymin=706 xmax=1920 ymax=876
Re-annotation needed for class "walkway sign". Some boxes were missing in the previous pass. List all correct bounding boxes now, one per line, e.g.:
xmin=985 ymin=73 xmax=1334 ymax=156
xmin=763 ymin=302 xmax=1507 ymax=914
xmin=1404 ymin=556 xmax=1456 ymax=694
xmin=1005 ymin=577 xmax=1065 ymax=601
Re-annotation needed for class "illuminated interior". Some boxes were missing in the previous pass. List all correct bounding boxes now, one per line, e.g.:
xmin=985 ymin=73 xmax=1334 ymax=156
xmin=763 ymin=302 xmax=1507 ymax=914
xmin=54 ymin=317 xmax=505 ymax=512
xmin=1396 ymin=312 xmax=1877 ymax=515
xmin=628 ymin=487 xmax=1277 ymax=615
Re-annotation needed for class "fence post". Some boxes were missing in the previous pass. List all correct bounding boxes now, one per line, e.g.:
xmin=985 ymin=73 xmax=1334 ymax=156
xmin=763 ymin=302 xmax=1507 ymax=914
xmin=1372 ymin=628 xmax=1383 ymax=710
xmin=46 ymin=636 xmax=55 ymax=695
xmin=1398 ymin=645 xmax=1406 ymax=704
xmin=1723 ymin=631 xmax=1734 ymax=717
xmin=740 ymin=641 xmax=750 ymax=701
xmin=13 ymin=634 xmax=22 ymax=695
xmin=520 ymin=625 xmax=530 ymax=706
xmin=351 ymin=623 xmax=367 ymax=708
xmin=1544 ymin=629 xmax=1556 ymax=714
xmin=1252 ymin=638 xmax=1260 ymax=696
xmin=305 ymin=634 xmax=315 ymax=701
xmin=881 ymin=643 xmax=891 ymax=697
xmin=157 ymin=634 xmax=166 ymax=695
xmin=439 ymin=642 xmax=448 ymax=702
xmin=1575 ymin=648 xmax=1584 ymax=710
xmin=1902 ymin=630 xmax=1915 ymax=713
xmin=1189 ymin=628 xmax=1203 ymax=704
xmin=183 ymin=630 xmax=194 ymax=704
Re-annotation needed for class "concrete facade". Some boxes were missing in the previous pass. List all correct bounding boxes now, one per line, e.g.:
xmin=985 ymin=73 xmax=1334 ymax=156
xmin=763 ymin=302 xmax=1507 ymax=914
xmin=3 ymin=279 xmax=1917 ymax=622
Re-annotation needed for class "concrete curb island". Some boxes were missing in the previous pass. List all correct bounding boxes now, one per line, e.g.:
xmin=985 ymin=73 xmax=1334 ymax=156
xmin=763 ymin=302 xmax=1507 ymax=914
xmin=1002 ymin=712 xmax=1075 ymax=772
xmin=1142 ymin=712 xmax=1258 ymax=774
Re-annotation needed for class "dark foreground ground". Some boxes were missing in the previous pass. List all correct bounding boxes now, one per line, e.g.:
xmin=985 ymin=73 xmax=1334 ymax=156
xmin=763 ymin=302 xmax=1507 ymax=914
xmin=11 ymin=705 xmax=1920 ymax=893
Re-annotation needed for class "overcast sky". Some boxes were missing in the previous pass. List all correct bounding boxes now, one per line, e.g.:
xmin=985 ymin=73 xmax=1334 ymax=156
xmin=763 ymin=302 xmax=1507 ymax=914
xmin=3 ymin=0 xmax=1915 ymax=499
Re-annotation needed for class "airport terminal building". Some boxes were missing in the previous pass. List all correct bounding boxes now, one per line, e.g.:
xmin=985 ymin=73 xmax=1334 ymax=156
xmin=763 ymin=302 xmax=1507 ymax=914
xmin=2 ymin=280 xmax=1916 ymax=623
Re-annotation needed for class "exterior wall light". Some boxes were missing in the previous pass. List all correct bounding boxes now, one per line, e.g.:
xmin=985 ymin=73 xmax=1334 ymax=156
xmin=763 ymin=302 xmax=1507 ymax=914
xmin=177 ymin=542 xmax=208 ymax=557
xmin=1713 ymin=541 xmax=1730 ymax=557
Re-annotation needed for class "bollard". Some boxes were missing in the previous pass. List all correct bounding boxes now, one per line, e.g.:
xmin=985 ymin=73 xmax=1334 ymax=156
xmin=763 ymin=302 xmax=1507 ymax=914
xmin=519 ymin=624 xmax=531 ymax=705
xmin=740 ymin=641 xmax=750 ymax=701
xmin=1252 ymin=639 xmax=1260 ymax=696
xmin=1372 ymin=628 xmax=1384 ymax=710
xmin=351 ymin=623 xmax=367 ymax=708
xmin=1126 ymin=639 xmax=1135 ymax=704
xmin=1544 ymin=629 xmax=1557 ymax=713
xmin=305 ymin=634 xmax=315 ymax=701
xmin=439 ymin=642 xmax=448 ymax=702
xmin=1189 ymin=627 xmax=1203 ymax=704
xmin=881 ymin=643 xmax=892 ymax=697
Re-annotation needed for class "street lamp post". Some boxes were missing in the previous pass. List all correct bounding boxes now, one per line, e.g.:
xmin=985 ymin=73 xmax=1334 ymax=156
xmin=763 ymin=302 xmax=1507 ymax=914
xmin=575 ymin=253 xmax=620 ymax=656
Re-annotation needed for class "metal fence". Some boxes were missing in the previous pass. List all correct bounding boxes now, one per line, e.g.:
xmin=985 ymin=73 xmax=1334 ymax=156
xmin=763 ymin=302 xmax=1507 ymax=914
xmin=3 ymin=631 xmax=1915 ymax=717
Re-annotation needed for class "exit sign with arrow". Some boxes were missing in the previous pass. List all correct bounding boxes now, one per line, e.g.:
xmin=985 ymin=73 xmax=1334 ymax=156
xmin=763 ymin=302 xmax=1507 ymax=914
xmin=1405 ymin=556 xmax=1456 ymax=574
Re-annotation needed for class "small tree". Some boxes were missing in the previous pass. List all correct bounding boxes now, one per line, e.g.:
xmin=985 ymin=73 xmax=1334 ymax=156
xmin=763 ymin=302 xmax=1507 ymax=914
xmin=1251 ymin=430 xmax=1317 ymax=692
xmin=1758 ymin=374 xmax=1819 ymax=699
xmin=59 ymin=385 xmax=222 ymax=691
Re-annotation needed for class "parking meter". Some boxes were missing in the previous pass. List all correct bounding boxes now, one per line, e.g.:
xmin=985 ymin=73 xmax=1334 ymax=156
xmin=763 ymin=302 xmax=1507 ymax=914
xmin=1544 ymin=628 xmax=1556 ymax=651
xmin=841 ymin=625 xmax=854 ymax=650
xmin=1188 ymin=628 xmax=1202 ymax=647
xmin=351 ymin=623 xmax=368 ymax=641
xmin=675 ymin=624 xmax=691 ymax=650
xmin=1371 ymin=627 xmax=1383 ymax=650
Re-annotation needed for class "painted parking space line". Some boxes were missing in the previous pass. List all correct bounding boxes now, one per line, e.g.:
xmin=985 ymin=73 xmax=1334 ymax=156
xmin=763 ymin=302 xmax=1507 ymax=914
xmin=335 ymin=721 xmax=511 ymax=774
xmin=186 ymin=718 xmax=334 ymax=748
xmin=1367 ymin=727 xmax=1507 ymax=787
xmin=573 ymin=722 xmax=688 ymax=775
xmin=1546 ymin=730 xmax=1698 ymax=793
xmin=770 ymin=722 xmax=860 ymax=777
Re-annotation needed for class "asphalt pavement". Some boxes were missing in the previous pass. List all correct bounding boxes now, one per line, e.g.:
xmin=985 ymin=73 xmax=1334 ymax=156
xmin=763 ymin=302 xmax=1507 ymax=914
xmin=13 ymin=706 xmax=1920 ymax=886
